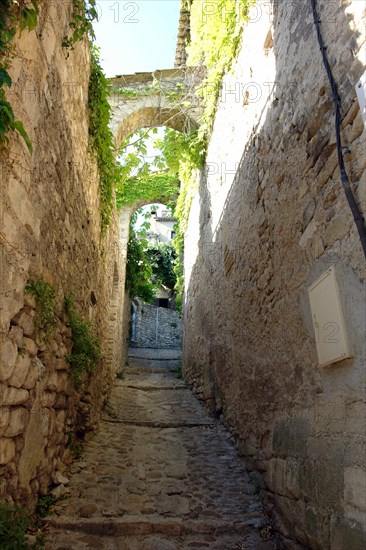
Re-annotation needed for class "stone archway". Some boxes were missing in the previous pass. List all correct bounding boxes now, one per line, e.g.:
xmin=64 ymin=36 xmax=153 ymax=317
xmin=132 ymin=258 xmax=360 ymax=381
xmin=107 ymin=67 xmax=204 ymax=366
xmin=108 ymin=67 xmax=204 ymax=147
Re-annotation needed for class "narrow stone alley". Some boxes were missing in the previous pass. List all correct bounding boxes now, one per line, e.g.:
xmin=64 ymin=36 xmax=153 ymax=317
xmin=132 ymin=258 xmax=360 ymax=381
xmin=44 ymin=349 xmax=279 ymax=550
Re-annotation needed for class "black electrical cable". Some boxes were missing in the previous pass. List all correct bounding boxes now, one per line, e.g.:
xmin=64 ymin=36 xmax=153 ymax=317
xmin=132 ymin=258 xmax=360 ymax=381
xmin=311 ymin=0 xmax=366 ymax=260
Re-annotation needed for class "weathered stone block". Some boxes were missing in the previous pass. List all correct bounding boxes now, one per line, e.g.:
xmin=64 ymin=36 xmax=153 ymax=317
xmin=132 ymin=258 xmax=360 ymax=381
xmin=11 ymin=311 xmax=35 ymax=337
xmin=0 ymin=438 xmax=16 ymax=465
xmin=330 ymin=516 xmax=366 ymax=550
xmin=40 ymin=391 xmax=56 ymax=408
xmin=285 ymin=459 xmax=300 ymax=500
xmin=305 ymin=505 xmax=331 ymax=550
xmin=2 ymin=387 xmax=29 ymax=406
xmin=315 ymin=397 xmax=347 ymax=436
xmin=266 ymin=458 xmax=286 ymax=496
xmin=344 ymin=467 xmax=366 ymax=516
xmin=345 ymin=400 xmax=366 ymax=436
xmin=272 ymin=418 xmax=310 ymax=458
xmin=299 ymin=460 xmax=343 ymax=511
xmin=0 ymin=338 xmax=17 ymax=381
xmin=5 ymin=407 xmax=29 ymax=437
xmin=45 ymin=371 xmax=69 ymax=393
xmin=23 ymin=337 xmax=38 ymax=356
xmin=8 ymin=353 xmax=31 ymax=388
xmin=22 ymin=357 xmax=42 ymax=390
xmin=8 ymin=326 xmax=24 ymax=349
xmin=306 ymin=437 xmax=344 ymax=464
xmin=0 ymin=408 xmax=10 ymax=437
xmin=271 ymin=493 xmax=307 ymax=545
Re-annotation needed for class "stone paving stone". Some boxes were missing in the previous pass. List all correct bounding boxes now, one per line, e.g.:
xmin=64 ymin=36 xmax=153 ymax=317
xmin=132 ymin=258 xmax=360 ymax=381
xmin=44 ymin=350 xmax=282 ymax=549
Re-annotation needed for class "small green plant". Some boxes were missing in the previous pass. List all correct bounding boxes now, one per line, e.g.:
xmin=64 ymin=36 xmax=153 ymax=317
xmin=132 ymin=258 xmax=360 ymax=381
xmin=62 ymin=0 xmax=98 ymax=48
xmin=116 ymin=371 xmax=124 ymax=380
xmin=0 ymin=502 xmax=30 ymax=549
xmin=25 ymin=279 xmax=57 ymax=333
xmin=106 ymin=407 xmax=117 ymax=419
xmin=176 ymin=365 xmax=183 ymax=380
xmin=36 ymin=494 xmax=58 ymax=518
xmin=67 ymin=432 xmax=84 ymax=460
xmin=65 ymin=294 xmax=101 ymax=388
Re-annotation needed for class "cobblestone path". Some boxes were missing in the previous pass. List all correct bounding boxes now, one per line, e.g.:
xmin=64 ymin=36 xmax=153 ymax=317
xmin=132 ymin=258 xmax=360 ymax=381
xmin=44 ymin=349 xmax=279 ymax=550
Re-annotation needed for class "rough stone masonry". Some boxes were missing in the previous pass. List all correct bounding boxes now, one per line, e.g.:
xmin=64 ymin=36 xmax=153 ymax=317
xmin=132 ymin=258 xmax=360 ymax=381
xmin=183 ymin=1 xmax=366 ymax=549
xmin=0 ymin=1 xmax=125 ymax=509
xmin=0 ymin=1 xmax=365 ymax=549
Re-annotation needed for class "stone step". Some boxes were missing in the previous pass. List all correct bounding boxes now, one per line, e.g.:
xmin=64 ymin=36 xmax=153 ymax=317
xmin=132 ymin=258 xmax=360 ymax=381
xmin=102 ymin=418 xmax=217 ymax=429
xmin=46 ymin=514 xmax=268 ymax=537
xmin=126 ymin=362 xmax=180 ymax=373
xmin=44 ymin=530 xmax=275 ymax=550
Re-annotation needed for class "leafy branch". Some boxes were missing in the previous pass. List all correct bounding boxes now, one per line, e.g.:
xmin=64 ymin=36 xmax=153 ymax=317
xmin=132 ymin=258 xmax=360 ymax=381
xmin=0 ymin=0 xmax=40 ymax=152
xmin=62 ymin=0 xmax=98 ymax=48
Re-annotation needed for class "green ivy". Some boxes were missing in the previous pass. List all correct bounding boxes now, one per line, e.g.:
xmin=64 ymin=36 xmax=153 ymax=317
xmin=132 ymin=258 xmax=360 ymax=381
xmin=110 ymin=86 xmax=155 ymax=99
xmin=88 ymin=46 xmax=122 ymax=229
xmin=36 ymin=494 xmax=58 ymax=518
xmin=25 ymin=279 xmax=57 ymax=333
xmin=62 ymin=0 xmax=98 ymax=48
xmin=0 ymin=503 xmax=30 ymax=550
xmin=116 ymin=172 xmax=179 ymax=209
xmin=187 ymin=0 xmax=254 ymax=135
xmin=65 ymin=294 xmax=101 ymax=388
xmin=0 ymin=0 xmax=39 ymax=152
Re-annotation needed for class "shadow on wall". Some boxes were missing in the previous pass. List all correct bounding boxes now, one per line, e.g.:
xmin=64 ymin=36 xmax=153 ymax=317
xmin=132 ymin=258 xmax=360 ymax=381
xmin=183 ymin=1 xmax=365 ymax=549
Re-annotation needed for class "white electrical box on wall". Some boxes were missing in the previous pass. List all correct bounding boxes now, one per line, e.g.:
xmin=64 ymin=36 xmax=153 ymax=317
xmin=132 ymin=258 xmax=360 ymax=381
xmin=308 ymin=267 xmax=351 ymax=367
xmin=356 ymin=71 xmax=366 ymax=127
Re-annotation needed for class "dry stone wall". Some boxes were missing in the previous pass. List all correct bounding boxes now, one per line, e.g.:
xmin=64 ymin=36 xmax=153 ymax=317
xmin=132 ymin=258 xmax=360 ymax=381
xmin=183 ymin=1 xmax=366 ymax=548
xmin=131 ymin=300 xmax=182 ymax=349
xmin=0 ymin=2 xmax=125 ymax=509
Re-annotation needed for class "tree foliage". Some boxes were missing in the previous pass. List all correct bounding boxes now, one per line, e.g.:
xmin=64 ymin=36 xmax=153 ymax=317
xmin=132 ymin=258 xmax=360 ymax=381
xmin=146 ymin=242 xmax=177 ymax=291
xmin=125 ymin=214 xmax=155 ymax=303
xmin=125 ymin=209 xmax=178 ymax=302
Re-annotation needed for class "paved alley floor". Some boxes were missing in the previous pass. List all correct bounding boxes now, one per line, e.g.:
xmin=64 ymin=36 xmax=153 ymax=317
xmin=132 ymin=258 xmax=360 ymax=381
xmin=44 ymin=349 xmax=278 ymax=550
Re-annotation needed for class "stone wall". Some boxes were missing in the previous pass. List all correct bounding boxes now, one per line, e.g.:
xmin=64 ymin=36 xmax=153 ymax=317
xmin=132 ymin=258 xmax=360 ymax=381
xmin=183 ymin=1 xmax=366 ymax=548
xmin=131 ymin=300 xmax=182 ymax=349
xmin=0 ymin=2 xmax=125 ymax=509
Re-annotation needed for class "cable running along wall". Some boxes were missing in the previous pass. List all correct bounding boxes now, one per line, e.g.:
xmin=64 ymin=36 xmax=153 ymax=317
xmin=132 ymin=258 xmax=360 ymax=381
xmin=311 ymin=0 xmax=366 ymax=259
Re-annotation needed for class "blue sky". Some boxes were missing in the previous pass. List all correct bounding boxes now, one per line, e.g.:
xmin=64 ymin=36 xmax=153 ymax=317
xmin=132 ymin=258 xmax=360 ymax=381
xmin=93 ymin=0 xmax=181 ymax=77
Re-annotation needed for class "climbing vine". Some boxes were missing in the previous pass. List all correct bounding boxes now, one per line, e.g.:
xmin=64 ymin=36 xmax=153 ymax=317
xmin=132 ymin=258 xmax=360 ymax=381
xmin=65 ymin=294 xmax=101 ymax=388
xmin=88 ymin=46 xmax=123 ymax=228
xmin=0 ymin=0 xmax=99 ymax=152
xmin=0 ymin=0 xmax=40 ymax=151
xmin=116 ymin=172 xmax=179 ymax=209
xmin=187 ymin=0 xmax=254 ymax=135
xmin=62 ymin=0 xmax=98 ymax=48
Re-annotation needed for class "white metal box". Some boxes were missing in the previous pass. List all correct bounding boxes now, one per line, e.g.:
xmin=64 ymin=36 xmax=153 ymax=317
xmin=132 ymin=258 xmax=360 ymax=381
xmin=308 ymin=267 xmax=351 ymax=367
xmin=356 ymin=71 xmax=366 ymax=127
